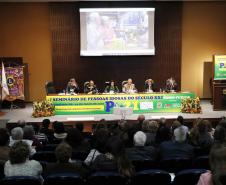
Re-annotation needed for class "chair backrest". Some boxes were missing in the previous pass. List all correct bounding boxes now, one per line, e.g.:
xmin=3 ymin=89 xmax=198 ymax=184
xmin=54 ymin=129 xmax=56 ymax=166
xmin=31 ymin=151 xmax=57 ymax=163
xmin=42 ymin=144 xmax=58 ymax=152
xmin=84 ymin=81 xmax=89 ymax=87
xmin=160 ymin=158 xmax=192 ymax=173
xmin=43 ymin=172 xmax=83 ymax=185
xmin=131 ymin=169 xmax=171 ymax=185
xmin=45 ymin=81 xmax=56 ymax=95
xmin=87 ymin=171 xmax=127 ymax=185
xmin=193 ymin=156 xmax=210 ymax=170
xmin=121 ymin=81 xmax=127 ymax=87
xmin=1 ymin=176 xmax=41 ymax=185
xmin=173 ymin=169 xmax=207 ymax=185
xmin=0 ymin=160 xmax=5 ymax=180
xmin=132 ymin=159 xmax=158 ymax=171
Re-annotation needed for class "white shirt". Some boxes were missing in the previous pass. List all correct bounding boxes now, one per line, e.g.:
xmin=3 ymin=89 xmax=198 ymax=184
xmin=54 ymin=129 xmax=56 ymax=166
xmin=4 ymin=159 xmax=42 ymax=178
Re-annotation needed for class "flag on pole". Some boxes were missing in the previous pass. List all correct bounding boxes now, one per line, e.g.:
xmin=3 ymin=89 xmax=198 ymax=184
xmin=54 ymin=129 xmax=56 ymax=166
xmin=1 ymin=62 xmax=9 ymax=100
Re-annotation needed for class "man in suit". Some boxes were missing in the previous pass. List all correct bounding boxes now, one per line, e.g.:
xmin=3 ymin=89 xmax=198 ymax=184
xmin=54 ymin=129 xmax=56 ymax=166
xmin=159 ymin=126 xmax=194 ymax=160
xmin=165 ymin=77 xmax=178 ymax=92
xmin=122 ymin=78 xmax=137 ymax=94
xmin=84 ymin=80 xmax=98 ymax=94
xmin=126 ymin=131 xmax=157 ymax=161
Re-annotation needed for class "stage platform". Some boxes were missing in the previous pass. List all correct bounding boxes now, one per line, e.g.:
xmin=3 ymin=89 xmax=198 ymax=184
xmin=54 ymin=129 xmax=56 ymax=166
xmin=0 ymin=100 xmax=225 ymax=124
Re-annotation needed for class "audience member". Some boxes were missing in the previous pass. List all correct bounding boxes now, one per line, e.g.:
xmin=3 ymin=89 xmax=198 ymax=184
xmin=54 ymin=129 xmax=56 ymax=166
xmin=9 ymin=127 xmax=23 ymax=147
xmin=155 ymin=118 xmax=172 ymax=144
xmin=92 ymin=136 xmax=134 ymax=177
xmin=65 ymin=128 xmax=90 ymax=157
xmin=40 ymin=119 xmax=54 ymax=142
xmin=197 ymin=146 xmax=226 ymax=185
xmin=53 ymin=121 xmax=67 ymax=143
xmin=23 ymin=125 xmax=42 ymax=150
xmin=84 ymin=128 xmax=109 ymax=166
xmin=33 ymin=123 xmax=48 ymax=145
xmin=0 ymin=128 xmax=10 ymax=162
xmin=44 ymin=143 xmax=87 ymax=177
xmin=126 ymin=131 xmax=157 ymax=161
xmin=17 ymin=119 xmax=26 ymax=128
xmin=159 ymin=126 xmax=194 ymax=160
xmin=4 ymin=141 xmax=42 ymax=179
xmin=142 ymin=120 xmax=158 ymax=146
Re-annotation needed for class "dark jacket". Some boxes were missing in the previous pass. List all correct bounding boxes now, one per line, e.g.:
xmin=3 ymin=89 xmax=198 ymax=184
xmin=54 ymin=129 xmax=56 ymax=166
xmin=159 ymin=141 xmax=194 ymax=160
xmin=126 ymin=146 xmax=157 ymax=161
xmin=43 ymin=162 xmax=88 ymax=177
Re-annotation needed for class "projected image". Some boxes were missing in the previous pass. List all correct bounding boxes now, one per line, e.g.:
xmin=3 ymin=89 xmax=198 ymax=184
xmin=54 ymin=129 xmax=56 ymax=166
xmin=80 ymin=8 xmax=155 ymax=56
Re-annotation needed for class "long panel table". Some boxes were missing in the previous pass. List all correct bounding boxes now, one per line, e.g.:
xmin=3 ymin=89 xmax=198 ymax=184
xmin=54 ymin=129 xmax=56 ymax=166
xmin=46 ymin=92 xmax=195 ymax=115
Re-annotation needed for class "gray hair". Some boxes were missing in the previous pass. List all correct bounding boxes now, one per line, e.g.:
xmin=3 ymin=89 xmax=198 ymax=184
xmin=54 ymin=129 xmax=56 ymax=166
xmin=134 ymin=131 xmax=147 ymax=146
xmin=11 ymin=127 xmax=23 ymax=140
xmin=174 ymin=126 xmax=186 ymax=142
xmin=142 ymin=120 xmax=159 ymax=133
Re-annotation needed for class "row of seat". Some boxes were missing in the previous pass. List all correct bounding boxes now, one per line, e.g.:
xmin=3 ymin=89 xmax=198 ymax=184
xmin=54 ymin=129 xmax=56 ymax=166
xmin=30 ymin=151 xmax=210 ymax=173
xmin=1 ymin=169 xmax=209 ymax=185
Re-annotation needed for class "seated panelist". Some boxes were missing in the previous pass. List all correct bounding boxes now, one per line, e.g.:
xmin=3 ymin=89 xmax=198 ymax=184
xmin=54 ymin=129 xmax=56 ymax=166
xmin=84 ymin=80 xmax=98 ymax=94
xmin=144 ymin=79 xmax=154 ymax=93
xmin=104 ymin=80 xmax=119 ymax=94
xmin=122 ymin=78 xmax=137 ymax=94
xmin=66 ymin=78 xmax=79 ymax=94
xmin=166 ymin=77 xmax=178 ymax=92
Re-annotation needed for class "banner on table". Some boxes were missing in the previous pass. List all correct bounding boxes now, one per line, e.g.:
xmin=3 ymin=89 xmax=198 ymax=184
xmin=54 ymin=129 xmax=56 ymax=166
xmin=0 ymin=67 xmax=25 ymax=100
xmin=46 ymin=93 xmax=195 ymax=115
xmin=214 ymin=55 xmax=226 ymax=80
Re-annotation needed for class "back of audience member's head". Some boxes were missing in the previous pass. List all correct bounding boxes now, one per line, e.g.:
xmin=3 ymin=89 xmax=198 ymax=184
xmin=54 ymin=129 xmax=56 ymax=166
xmin=65 ymin=128 xmax=83 ymax=148
xmin=197 ymin=119 xmax=208 ymax=134
xmin=33 ymin=124 xmax=40 ymax=134
xmin=42 ymin=119 xmax=51 ymax=129
xmin=174 ymin=127 xmax=187 ymax=143
xmin=118 ymin=120 xmax=130 ymax=131
xmin=9 ymin=141 xmax=30 ymax=164
xmin=55 ymin=142 xmax=72 ymax=163
xmin=0 ymin=128 xmax=9 ymax=146
xmin=142 ymin=120 xmax=158 ymax=133
xmin=106 ymin=136 xmax=134 ymax=177
xmin=75 ymin=122 xmax=84 ymax=133
xmin=219 ymin=118 xmax=226 ymax=129
xmin=134 ymin=131 xmax=146 ymax=146
xmin=11 ymin=127 xmax=23 ymax=140
xmin=209 ymin=146 xmax=226 ymax=185
xmin=95 ymin=120 xmax=107 ymax=131
xmin=214 ymin=125 xmax=226 ymax=144
xmin=137 ymin=114 xmax=145 ymax=124
xmin=177 ymin=116 xmax=184 ymax=125
xmin=158 ymin=117 xmax=166 ymax=127
xmin=17 ymin=119 xmax=26 ymax=128
xmin=53 ymin=121 xmax=65 ymax=134
xmin=172 ymin=120 xmax=181 ymax=132
xmin=93 ymin=128 xmax=109 ymax=153
xmin=23 ymin=125 xmax=35 ymax=140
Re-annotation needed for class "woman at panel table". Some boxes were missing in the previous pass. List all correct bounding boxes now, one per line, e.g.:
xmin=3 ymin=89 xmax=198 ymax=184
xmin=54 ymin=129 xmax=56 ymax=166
xmin=144 ymin=79 xmax=154 ymax=93
xmin=104 ymin=80 xmax=119 ymax=94
xmin=66 ymin=78 xmax=79 ymax=94
xmin=84 ymin=80 xmax=98 ymax=94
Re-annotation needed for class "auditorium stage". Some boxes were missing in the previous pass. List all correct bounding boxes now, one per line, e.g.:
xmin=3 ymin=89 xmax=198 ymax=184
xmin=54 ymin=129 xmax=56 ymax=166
xmin=0 ymin=100 xmax=225 ymax=125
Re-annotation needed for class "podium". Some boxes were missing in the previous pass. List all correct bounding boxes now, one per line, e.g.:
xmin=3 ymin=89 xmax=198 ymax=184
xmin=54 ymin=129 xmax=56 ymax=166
xmin=212 ymin=82 xmax=226 ymax=110
xmin=113 ymin=107 xmax=133 ymax=119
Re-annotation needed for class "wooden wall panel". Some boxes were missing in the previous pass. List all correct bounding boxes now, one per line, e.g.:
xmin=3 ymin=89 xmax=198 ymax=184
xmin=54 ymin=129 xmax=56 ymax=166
xmin=50 ymin=2 xmax=182 ymax=93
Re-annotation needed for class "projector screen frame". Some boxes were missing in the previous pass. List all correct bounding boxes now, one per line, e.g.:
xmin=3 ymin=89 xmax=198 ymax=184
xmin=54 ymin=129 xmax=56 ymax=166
xmin=79 ymin=7 xmax=155 ymax=57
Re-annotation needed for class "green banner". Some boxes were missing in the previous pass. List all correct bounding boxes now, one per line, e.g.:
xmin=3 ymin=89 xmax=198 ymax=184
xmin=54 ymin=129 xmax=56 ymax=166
xmin=214 ymin=55 xmax=226 ymax=80
xmin=46 ymin=92 xmax=195 ymax=115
